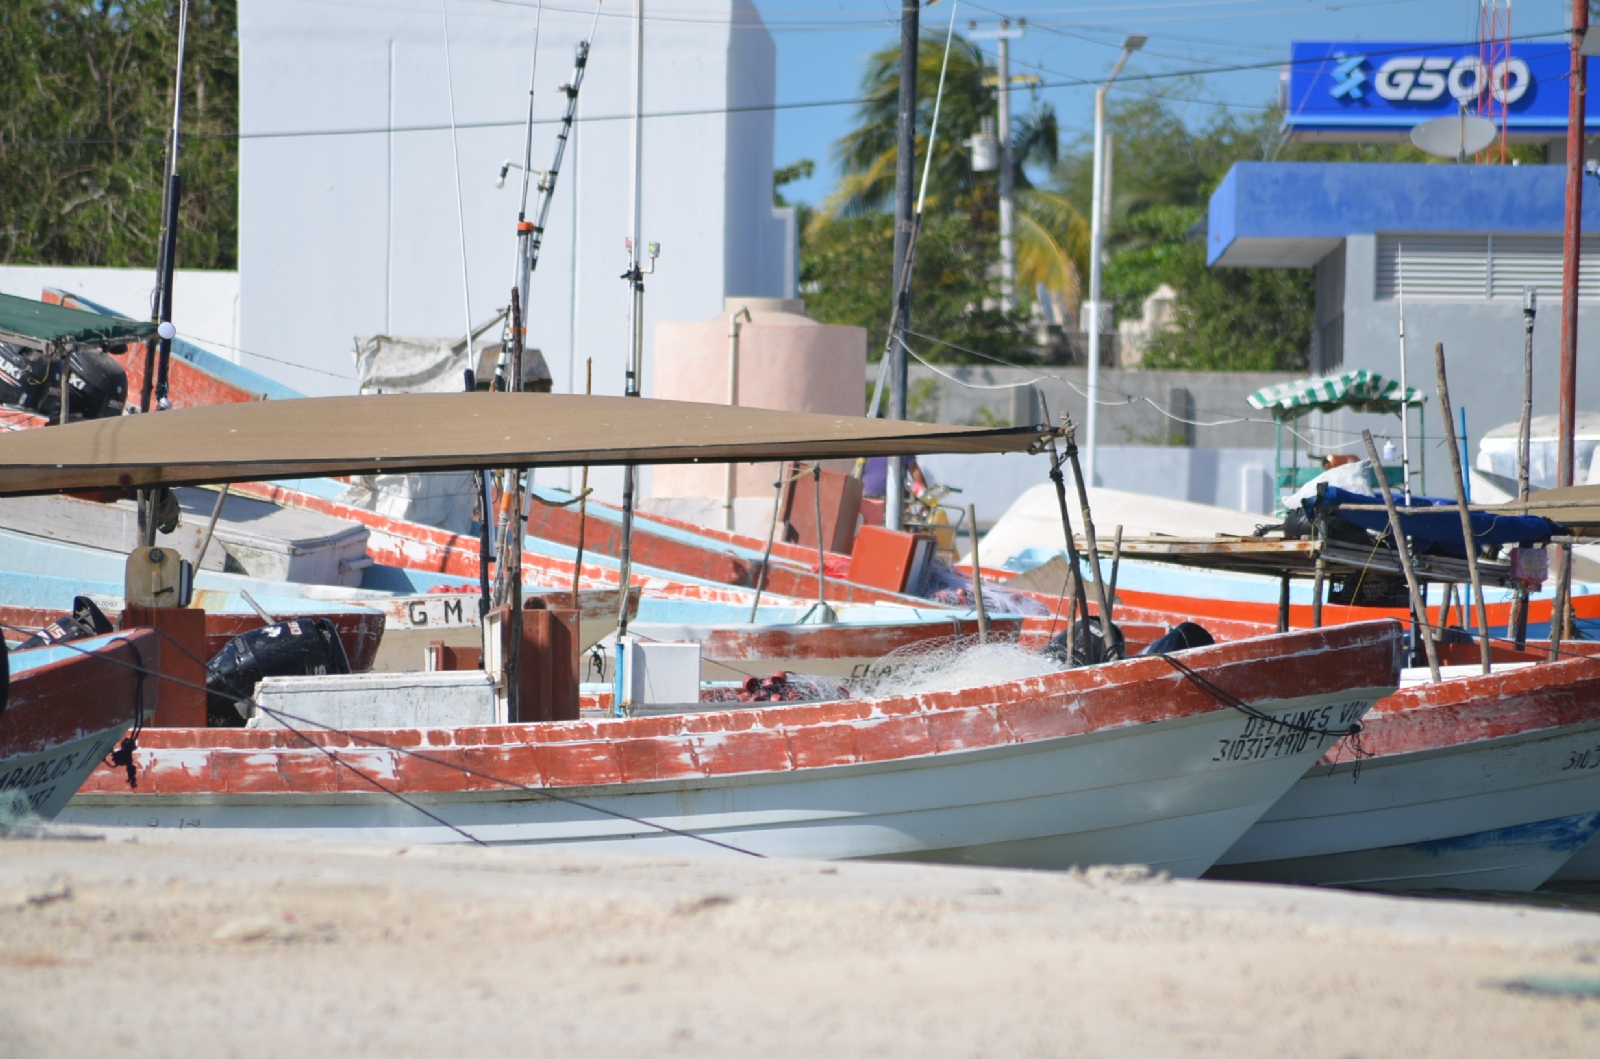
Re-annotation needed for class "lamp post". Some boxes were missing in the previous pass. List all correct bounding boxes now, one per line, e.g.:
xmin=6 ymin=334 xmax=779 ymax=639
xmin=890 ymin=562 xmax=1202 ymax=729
xmin=1083 ymin=33 xmax=1144 ymax=489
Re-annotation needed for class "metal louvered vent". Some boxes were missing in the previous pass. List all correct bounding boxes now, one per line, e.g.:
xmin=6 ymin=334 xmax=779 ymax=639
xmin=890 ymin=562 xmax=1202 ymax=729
xmin=1377 ymin=234 xmax=1600 ymax=301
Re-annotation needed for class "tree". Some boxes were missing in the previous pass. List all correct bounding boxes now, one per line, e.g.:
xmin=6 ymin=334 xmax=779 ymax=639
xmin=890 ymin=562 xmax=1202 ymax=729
xmin=801 ymin=211 xmax=1018 ymax=364
xmin=817 ymin=33 xmax=1089 ymax=318
xmin=0 ymin=0 xmax=238 ymax=271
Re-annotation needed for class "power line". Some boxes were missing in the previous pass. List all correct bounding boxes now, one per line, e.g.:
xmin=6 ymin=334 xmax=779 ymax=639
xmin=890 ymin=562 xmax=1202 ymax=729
xmin=1 ymin=28 xmax=1570 ymax=151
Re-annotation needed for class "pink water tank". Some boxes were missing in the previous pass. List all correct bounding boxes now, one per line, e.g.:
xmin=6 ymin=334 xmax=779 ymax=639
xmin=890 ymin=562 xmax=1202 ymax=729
xmin=652 ymin=298 xmax=866 ymax=505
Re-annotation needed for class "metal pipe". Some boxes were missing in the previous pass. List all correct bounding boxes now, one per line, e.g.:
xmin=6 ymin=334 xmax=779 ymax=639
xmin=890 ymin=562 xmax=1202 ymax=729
xmin=724 ymin=305 xmax=751 ymax=531
xmin=1106 ymin=523 xmax=1122 ymax=625
xmin=968 ymin=503 xmax=989 ymax=644
xmin=572 ymin=357 xmax=592 ymax=599
xmin=748 ymin=462 xmax=789 ymax=623
xmin=1277 ymin=576 xmax=1289 ymax=634
xmin=1084 ymin=35 xmax=1143 ymax=488
xmin=1044 ymin=440 xmax=1088 ymax=664
xmin=810 ymin=464 xmax=834 ymax=623
xmin=1435 ymin=342 xmax=1492 ymax=676
xmin=1363 ymin=429 xmax=1442 ymax=683
xmin=1513 ymin=286 xmax=1537 ymax=648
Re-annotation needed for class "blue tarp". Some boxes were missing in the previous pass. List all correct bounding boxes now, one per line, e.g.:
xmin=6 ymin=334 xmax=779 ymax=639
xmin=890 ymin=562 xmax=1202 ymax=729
xmin=1306 ymin=486 xmax=1558 ymax=559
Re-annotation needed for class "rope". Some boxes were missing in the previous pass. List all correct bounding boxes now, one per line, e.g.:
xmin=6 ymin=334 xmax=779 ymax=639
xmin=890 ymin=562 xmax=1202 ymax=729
xmin=2 ymin=622 xmax=763 ymax=857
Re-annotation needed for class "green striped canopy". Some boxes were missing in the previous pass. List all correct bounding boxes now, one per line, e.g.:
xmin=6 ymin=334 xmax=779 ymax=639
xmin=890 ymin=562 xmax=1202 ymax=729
xmin=1247 ymin=370 xmax=1426 ymax=422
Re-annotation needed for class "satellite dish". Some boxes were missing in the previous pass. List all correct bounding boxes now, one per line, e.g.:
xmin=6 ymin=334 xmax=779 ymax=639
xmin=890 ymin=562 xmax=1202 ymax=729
xmin=1410 ymin=113 xmax=1499 ymax=161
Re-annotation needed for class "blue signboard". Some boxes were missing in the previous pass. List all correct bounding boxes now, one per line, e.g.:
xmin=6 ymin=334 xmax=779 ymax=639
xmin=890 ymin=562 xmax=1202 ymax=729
xmin=1285 ymin=41 xmax=1599 ymax=136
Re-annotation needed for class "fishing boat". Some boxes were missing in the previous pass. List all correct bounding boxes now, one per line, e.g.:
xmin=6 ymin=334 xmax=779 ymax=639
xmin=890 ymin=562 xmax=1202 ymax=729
xmin=61 ymin=620 xmax=1398 ymax=870
xmin=1207 ymin=646 xmax=1600 ymax=891
xmin=0 ymin=392 xmax=1405 ymax=870
xmin=1 ymin=630 xmax=158 ymax=822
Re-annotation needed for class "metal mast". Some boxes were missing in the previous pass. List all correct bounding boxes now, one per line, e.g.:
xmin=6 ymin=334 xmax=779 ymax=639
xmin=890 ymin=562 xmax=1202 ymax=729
xmin=146 ymin=0 xmax=190 ymax=413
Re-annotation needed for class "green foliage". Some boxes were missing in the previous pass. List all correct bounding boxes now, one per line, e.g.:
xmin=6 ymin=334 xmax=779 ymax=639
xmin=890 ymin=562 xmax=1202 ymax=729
xmin=1101 ymin=204 xmax=1312 ymax=372
xmin=774 ymin=159 xmax=815 ymax=207
xmin=0 ymin=0 xmax=238 ymax=270
xmin=802 ymin=211 xmax=1032 ymax=364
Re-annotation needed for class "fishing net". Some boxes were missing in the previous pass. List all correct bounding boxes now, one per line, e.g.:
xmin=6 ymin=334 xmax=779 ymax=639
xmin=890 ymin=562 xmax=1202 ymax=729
xmin=848 ymin=633 xmax=1067 ymax=700
xmin=700 ymin=671 xmax=850 ymax=704
xmin=919 ymin=560 xmax=1050 ymax=616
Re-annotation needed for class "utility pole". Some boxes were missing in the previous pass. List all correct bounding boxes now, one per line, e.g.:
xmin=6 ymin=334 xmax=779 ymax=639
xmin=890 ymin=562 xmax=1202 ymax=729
xmin=886 ymin=0 xmax=918 ymax=532
xmin=996 ymin=23 xmax=1015 ymax=311
xmin=1083 ymin=33 xmax=1144 ymax=489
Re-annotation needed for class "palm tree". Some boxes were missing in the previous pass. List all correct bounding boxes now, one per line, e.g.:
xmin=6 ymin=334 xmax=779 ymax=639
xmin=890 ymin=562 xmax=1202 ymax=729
xmin=818 ymin=34 xmax=1089 ymax=311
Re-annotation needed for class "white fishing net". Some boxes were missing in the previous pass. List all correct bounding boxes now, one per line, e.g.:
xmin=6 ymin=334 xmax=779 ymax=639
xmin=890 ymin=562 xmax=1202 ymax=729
xmin=848 ymin=634 xmax=1067 ymax=700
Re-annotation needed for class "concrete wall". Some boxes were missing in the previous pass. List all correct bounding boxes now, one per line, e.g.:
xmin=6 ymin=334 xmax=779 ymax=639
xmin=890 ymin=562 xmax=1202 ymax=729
xmin=1326 ymin=233 xmax=1600 ymax=478
xmin=884 ymin=364 xmax=1296 ymax=451
xmin=238 ymin=0 xmax=791 ymax=405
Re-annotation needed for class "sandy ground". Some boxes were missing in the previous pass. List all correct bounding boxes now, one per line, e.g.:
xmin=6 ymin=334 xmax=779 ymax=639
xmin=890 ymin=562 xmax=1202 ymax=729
xmin=3 ymin=832 xmax=1600 ymax=1057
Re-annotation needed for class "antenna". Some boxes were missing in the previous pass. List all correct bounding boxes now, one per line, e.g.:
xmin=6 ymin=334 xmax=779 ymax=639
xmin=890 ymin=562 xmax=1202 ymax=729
xmin=1478 ymin=0 xmax=1512 ymax=163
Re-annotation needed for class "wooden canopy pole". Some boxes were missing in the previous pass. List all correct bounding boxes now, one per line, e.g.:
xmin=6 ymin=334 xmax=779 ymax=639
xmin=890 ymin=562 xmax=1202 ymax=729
xmin=1432 ymin=342 xmax=1491 ymax=675
xmin=1363 ymin=429 xmax=1441 ymax=682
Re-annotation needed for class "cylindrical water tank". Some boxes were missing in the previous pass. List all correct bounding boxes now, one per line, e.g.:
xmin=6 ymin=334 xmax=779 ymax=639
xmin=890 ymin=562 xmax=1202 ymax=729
xmin=652 ymin=297 xmax=866 ymax=504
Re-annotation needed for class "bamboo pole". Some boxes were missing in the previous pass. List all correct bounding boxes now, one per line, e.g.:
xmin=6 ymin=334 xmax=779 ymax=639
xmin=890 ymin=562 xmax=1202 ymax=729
xmin=1433 ymin=342 xmax=1491 ymax=675
xmin=1363 ymin=429 xmax=1442 ymax=682
xmin=968 ymin=503 xmax=988 ymax=645
xmin=1061 ymin=417 xmax=1119 ymax=660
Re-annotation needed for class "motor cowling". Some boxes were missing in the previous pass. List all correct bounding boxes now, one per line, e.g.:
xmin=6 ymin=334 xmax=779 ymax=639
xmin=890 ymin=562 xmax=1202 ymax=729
xmin=206 ymin=618 xmax=352 ymax=727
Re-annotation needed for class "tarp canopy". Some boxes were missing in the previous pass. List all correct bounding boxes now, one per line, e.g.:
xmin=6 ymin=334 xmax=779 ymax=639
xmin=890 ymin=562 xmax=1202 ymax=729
xmin=0 ymin=292 xmax=157 ymax=349
xmin=1510 ymin=483 xmax=1600 ymax=537
xmin=0 ymin=392 xmax=1050 ymax=497
xmin=1306 ymin=485 xmax=1558 ymax=559
xmin=1248 ymin=370 xmax=1426 ymax=422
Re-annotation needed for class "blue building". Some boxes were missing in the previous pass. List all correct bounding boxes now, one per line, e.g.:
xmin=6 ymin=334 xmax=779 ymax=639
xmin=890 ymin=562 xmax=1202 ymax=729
xmin=1207 ymin=161 xmax=1600 ymax=491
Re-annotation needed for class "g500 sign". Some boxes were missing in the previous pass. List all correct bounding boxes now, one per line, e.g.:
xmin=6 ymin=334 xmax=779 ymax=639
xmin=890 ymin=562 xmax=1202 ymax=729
xmin=1287 ymin=41 xmax=1595 ymax=136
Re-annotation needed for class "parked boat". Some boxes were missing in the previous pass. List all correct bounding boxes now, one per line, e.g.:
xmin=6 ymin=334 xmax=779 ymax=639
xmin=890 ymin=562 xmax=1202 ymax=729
xmin=1208 ymin=649 xmax=1600 ymax=891
xmin=2 ymin=630 xmax=157 ymax=821
xmin=61 ymin=621 xmax=1400 ymax=872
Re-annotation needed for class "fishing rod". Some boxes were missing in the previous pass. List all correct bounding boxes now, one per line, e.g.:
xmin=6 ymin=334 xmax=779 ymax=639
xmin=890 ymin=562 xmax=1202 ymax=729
xmin=146 ymin=0 xmax=190 ymax=413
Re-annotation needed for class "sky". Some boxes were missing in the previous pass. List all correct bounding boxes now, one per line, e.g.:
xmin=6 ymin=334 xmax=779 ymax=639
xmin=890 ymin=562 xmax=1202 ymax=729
xmin=764 ymin=0 xmax=1577 ymax=207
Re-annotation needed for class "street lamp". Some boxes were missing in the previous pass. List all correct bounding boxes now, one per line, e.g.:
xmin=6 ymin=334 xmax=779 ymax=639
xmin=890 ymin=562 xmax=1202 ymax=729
xmin=1083 ymin=33 xmax=1145 ymax=488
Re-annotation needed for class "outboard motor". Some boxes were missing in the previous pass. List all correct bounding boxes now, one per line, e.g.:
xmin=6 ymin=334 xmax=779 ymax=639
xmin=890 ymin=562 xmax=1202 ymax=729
xmin=17 ymin=596 xmax=114 ymax=651
xmin=1138 ymin=621 xmax=1215 ymax=657
xmin=206 ymin=618 xmax=351 ymax=727
xmin=61 ymin=347 xmax=128 ymax=420
xmin=1042 ymin=618 xmax=1126 ymax=668
xmin=0 ymin=342 xmax=54 ymax=412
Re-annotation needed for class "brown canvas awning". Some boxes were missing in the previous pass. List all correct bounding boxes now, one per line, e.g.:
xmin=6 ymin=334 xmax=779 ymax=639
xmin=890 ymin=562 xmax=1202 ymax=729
xmin=0 ymin=393 xmax=1051 ymax=496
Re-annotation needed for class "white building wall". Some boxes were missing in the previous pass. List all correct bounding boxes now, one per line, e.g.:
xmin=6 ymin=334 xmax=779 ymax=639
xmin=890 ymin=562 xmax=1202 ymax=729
xmin=238 ymin=0 xmax=789 ymax=412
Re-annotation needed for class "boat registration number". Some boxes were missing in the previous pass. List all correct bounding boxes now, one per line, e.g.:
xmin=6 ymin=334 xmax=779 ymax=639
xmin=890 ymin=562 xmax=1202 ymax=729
xmin=375 ymin=596 xmax=478 ymax=629
xmin=1212 ymin=700 xmax=1368 ymax=763
xmin=1561 ymin=743 xmax=1600 ymax=772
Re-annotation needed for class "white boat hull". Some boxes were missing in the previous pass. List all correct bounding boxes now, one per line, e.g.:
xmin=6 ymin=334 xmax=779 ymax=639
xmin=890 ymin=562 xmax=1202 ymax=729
xmin=63 ymin=688 xmax=1377 ymax=876
xmin=1210 ymin=719 xmax=1600 ymax=891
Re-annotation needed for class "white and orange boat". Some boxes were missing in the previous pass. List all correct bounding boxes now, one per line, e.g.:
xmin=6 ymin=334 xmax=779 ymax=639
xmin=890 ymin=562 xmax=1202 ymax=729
xmin=61 ymin=621 xmax=1398 ymax=872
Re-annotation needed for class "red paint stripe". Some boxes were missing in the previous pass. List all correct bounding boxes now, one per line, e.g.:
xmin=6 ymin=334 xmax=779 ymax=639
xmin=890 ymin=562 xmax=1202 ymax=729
xmin=76 ymin=621 xmax=1400 ymax=797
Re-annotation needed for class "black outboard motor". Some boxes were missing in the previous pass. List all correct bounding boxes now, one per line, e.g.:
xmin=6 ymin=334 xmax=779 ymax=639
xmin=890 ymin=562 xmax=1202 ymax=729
xmin=1138 ymin=621 xmax=1215 ymax=657
xmin=60 ymin=347 xmax=129 ymax=420
xmin=0 ymin=343 xmax=128 ymax=421
xmin=206 ymin=618 xmax=351 ymax=727
xmin=0 ymin=343 xmax=54 ymax=412
xmin=1042 ymin=618 xmax=1126 ymax=668
xmin=17 ymin=596 xmax=114 ymax=651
